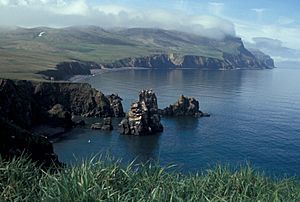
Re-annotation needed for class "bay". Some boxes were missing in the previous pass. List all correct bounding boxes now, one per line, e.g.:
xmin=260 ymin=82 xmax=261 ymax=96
xmin=54 ymin=68 xmax=300 ymax=177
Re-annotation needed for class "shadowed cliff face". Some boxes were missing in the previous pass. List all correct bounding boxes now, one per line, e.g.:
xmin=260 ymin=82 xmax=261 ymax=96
xmin=0 ymin=78 xmax=125 ymax=165
xmin=0 ymin=79 xmax=124 ymax=129
xmin=38 ymin=61 xmax=99 ymax=81
xmin=0 ymin=117 xmax=61 ymax=167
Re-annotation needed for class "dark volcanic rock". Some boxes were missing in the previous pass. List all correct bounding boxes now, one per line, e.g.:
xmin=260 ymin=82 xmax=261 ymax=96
xmin=0 ymin=79 xmax=124 ymax=129
xmin=0 ymin=117 xmax=61 ymax=167
xmin=33 ymin=82 xmax=113 ymax=118
xmin=0 ymin=78 xmax=124 ymax=165
xmin=106 ymin=94 xmax=125 ymax=117
xmin=118 ymin=90 xmax=163 ymax=135
xmin=0 ymin=79 xmax=34 ymax=129
xmin=160 ymin=95 xmax=207 ymax=117
xmin=91 ymin=117 xmax=113 ymax=131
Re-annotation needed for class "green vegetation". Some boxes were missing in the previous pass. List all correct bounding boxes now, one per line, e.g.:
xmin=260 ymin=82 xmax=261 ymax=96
xmin=0 ymin=26 xmax=242 ymax=80
xmin=1 ymin=156 xmax=300 ymax=201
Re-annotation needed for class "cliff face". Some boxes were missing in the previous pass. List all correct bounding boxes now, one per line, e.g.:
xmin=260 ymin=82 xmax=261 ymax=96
xmin=0 ymin=79 xmax=124 ymax=129
xmin=102 ymin=52 xmax=274 ymax=70
xmin=249 ymin=49 xmax=275 ymax=69
xmin=38 ymin=61 xmax=100 ymax=80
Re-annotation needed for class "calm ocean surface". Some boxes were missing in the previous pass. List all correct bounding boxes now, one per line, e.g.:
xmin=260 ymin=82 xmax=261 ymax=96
xmin=54 ymin=68 xmax=300 ymax=177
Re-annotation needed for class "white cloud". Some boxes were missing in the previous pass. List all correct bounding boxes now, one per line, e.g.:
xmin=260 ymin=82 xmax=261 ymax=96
xmin=233 ymin=17 xmax=300 ymax=50
xmin=93 ymin=5 xmax=131 ymax=15
xmin=0 ymin=2 xmax=236 ymax=39
xmin=52 ymin=0 xmax=89 ymax=16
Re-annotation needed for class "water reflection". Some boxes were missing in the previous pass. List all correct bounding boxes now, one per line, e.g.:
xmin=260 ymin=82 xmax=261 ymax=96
xmin=118 ymin=134 xmax=161 ymax=163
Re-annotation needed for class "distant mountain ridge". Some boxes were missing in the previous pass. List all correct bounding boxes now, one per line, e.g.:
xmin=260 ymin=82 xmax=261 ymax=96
xmin=0 ymin=26 xmax=274 ymax=80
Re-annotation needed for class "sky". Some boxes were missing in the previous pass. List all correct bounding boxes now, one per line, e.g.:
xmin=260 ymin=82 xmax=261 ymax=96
xmin=0 ymin=0 xmax=299 ymax=65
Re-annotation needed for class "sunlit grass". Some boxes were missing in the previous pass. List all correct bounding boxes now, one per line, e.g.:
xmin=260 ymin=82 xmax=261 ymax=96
xmin=1 ymin=155 xmax=300 ymax=201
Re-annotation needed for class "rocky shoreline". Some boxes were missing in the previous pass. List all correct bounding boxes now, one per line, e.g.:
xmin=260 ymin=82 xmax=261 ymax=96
xmin=0 ymin=78 xmax=125 ymax=165
xmin=37 ymin=51 xmax=275 ymax=83
xmin=0 ymin=78 xmax=210 ymax=165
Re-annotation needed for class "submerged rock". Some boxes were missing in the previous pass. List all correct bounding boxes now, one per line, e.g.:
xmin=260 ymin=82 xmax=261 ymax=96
xmin=91 ymin=117 xmax=113 ymax=131
xmin=160 ymin=95 xmax=208 ymax=117
xmin=118 ymin=89 xmax=163 ymax=135
xmin=91 ymin=123 xmax=102 ymax=130
xmin=101 ymin=117 xmax=113 ymax=131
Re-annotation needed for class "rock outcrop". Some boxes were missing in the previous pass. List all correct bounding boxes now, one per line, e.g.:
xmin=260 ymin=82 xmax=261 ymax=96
xmin=106 ymin=94 xmax=125 ymax=117
xmin=0 ymin=117 xmax=61 ymax=167
xmin=160 ymin=95 xmax=209 ymax=117
xmin=38 ymin=61 xmax=100 ymax=81
xmin=91 ymin=117 xmax=113 ymax=131
xmin=0 ymin=79 xmax=125 ymax=130
xmin=118 ymin=90 xmax=163 ymax=135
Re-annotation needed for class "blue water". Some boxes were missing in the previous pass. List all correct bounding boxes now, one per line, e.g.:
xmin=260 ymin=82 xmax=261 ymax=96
xmin=54 ymin=68 xmax=300 ymax=177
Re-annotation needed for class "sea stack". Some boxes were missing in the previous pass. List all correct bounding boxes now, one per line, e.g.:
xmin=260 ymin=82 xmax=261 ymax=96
xmin=118 ymin=89 xmax=163 ymax=135
xmin=160 ymin=95 xmax=209 ymax=117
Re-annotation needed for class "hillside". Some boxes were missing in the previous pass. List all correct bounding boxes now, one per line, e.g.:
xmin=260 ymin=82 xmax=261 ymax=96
xmin=0 ymin=26 xmax=274 ymax=80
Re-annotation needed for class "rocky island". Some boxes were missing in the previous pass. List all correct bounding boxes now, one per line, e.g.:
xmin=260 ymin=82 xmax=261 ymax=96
xmin=160 ymin=95 xmax=210 ymax=117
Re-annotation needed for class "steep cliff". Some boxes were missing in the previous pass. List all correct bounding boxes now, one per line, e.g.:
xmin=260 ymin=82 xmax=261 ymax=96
xmin=38 ymin=61 xmax=100 ymax=80
xmin=0 ymin=79 xmax=124 ymax=129
xmin=102 ymin=52 xmax=274 ymax=70
xmin=249 ymin=49 xmax=275 ymax=69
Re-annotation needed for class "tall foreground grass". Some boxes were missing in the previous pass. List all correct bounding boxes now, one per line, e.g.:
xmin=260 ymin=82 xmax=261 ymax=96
xmin=1 ymin=156 xmax=300 ymax=202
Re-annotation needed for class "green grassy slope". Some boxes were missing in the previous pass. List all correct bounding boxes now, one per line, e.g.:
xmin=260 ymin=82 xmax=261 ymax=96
xmin=1 ymin=156 xmax=300 ymax=201
xmin=0 ymin=26 xmax=245 ymax=80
